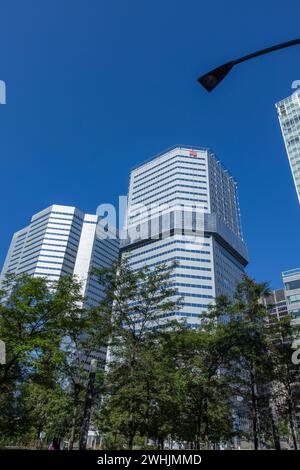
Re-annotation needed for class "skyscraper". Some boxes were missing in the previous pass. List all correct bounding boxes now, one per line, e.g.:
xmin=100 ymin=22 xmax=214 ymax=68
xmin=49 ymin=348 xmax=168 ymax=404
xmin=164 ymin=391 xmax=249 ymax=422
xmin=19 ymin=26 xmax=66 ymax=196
xmin=121 ymin=145 xmax=248 ymax=328
xmin=276 ymin=89 xmax=300 ymax=203
xmin=0 ymin=204 xmax=119 ymax=309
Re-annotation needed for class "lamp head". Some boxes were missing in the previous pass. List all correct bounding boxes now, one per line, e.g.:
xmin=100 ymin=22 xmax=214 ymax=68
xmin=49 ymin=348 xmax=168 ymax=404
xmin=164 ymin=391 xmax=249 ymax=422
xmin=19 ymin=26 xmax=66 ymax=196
xmin=198 ymin=61 xmax=235 ymax=92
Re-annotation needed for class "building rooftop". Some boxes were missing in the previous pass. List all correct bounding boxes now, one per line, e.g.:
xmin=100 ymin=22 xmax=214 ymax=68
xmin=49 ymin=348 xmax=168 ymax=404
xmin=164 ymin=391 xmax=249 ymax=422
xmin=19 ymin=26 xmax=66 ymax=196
xmin=131 ymin=144 xmax=210 ymax=171
xmin=130 ymin=144 xmax=236 ymax=181
xmin=282 ymin=268 xmax=300 ymax=277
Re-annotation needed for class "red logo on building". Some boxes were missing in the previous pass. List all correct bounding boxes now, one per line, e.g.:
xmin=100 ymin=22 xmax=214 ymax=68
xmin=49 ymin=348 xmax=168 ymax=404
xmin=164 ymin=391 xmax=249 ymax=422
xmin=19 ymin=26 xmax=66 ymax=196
xmin=189 ymin=149 xmax=197 ymax=157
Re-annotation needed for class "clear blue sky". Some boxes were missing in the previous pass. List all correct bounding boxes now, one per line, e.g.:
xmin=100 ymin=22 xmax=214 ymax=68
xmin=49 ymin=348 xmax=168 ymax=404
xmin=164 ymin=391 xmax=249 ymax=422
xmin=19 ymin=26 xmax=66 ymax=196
xmin=0 ymin=0 xmax=299 ymax=289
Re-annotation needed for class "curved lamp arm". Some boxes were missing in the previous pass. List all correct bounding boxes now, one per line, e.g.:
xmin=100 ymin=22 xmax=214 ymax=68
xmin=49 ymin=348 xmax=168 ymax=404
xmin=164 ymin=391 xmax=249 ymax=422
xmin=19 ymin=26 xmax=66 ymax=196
xmin=198 ymin=38 xmax=300 ymax=92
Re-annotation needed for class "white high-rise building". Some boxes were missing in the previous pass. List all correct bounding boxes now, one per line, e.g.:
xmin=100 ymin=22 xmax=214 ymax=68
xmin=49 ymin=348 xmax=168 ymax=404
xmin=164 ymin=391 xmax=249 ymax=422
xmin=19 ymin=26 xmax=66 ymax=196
xmin=0 ymin=204 xmax=119 ymax=309
xmin=121 ymin=145 xmax=248 ymax=328
xmin=276 ymin=90 xmax=300 ymax=203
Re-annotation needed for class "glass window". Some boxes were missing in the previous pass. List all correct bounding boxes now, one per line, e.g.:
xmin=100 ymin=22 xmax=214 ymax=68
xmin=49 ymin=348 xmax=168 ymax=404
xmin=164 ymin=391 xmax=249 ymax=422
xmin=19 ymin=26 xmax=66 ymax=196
xmin=285 ymin=279 xmax=300 ymax=291
xmin=287 ymin=294 xmax=300 ymax=304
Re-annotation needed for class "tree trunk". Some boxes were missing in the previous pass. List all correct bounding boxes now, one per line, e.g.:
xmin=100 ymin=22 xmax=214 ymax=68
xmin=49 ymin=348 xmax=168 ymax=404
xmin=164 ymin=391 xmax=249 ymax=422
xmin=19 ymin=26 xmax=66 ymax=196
xmin=269 ymin=396 xmax=281 ymax=450
xmin=145 ymin=379 xmax=150 ymax=448
xmin=203 ymin=397 xmax=209 ymax=450
xmin=195 ymin=402 xmax=203 ymax=449
xmin=250 ymin=371 xmax=259 ymax=450
xmin=287 ymin=385 xmax=298 ymax=450
xmin=127 ymin=344 xmax=137 ymax=450
xmin=79 ymin=368 xmax=96 ymax=450
xmin=69 ymin=383 xmax=80 ymax=450
xmin=35 ymin=425 xmax=43 ymax=450
xmin=127 ymin=394 xmax=135 ymax=449
xmin=127 ymin=399 xmax=135 ymax=450
xmin=128 ymin=432 xmax=134 ymax=450
xmin=69 ymin=406 xmax=77 ymax=450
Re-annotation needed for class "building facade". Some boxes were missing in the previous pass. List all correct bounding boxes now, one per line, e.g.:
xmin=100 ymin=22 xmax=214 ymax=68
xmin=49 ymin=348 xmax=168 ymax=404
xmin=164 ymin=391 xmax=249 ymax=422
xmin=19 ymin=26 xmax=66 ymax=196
xmin=261 ymin=288 xmax=289 ymax=322
xmin=121 ymin=145 xmax=248 ymax=328
xmin=276 ymin=90 xmax=300 ymax=203
xmin=0 ymin=204 xmax=119 ymax=309
xmin=282 ymin=268 xmax=300 ymax=326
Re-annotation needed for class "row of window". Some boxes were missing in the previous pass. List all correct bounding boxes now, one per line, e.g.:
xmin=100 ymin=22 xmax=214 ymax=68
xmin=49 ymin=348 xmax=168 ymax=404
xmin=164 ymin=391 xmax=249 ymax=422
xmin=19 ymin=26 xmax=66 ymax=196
xmin=171 ymin=282 xmax=212 ymax=290
xmin=134 ymin=311 xmax=205 ymax=323
xmin=93 ymin=242 xmax=119 ymax=262
xmin=133 ymin=168 xmax=207 ymax=191
xmin=287 ymin=294 xmax=300 ymax=304
xmin=133 ymin=166 xmax=207 ymax=191
xmin=129 ymin=191 xmax=208 ymax=217
xmin=11 ymin=245 xmax=24 ymax=260
xmin=177 ymin=291 xmax=213 ymax=299
xmin=93 ymin=247 xmax=117 ymax=264
xmin=291 ymin=309 xmax=300 ymax=318
xmin=92 ymin=252 xmax=115 ymax=269
xmin=132 ymin=176 xmax=207 ymax=198
xmin=31 ymin=210 xmax=83 ymax=226
xmin=128 ymin=249 xmax=211 ymax=267
xmin=7 ymin=260 xmax=19 ymax=270
xmin=12 ymin=245 xmax=75 ymax=267
xmin=285 ymin=279 xmax=300 ymax=291
xmin=215 ymin=243 xmax=245 ymax=273
xmin=181 ymin=301 xmax=211 ymax=308
xmin=130 ymin=250 xmax=211 ymax=269
xmin=94 ymin=237 xmax=119 ymax=254
xmin=15 ymin=231 xmax=27 ymax=241
xmin=171 ymin=273 xmax=211 ymax=281
xmin=28 ymin=219 xmax=82 ymax=239
xmin=29 ymin=235 xmax=79 ymax=252
xmin=127 ymin=239 xmax=210 ymax=260
xmin=131 ymin=178 xmax=207 ymax=202
xmin=129 ymin=198 xmax=208 ymax=221
xmin=19 ymin=258 xmax=74 ymax=272
xmin=287 ymin=136 xmax=300 ymax=147
xmin=133 ymin=153 xmax=206 ymax=182
xmin=39 ymin=242 xmax=77 ymax=253
xmin=13 ymin=236 xmax=27 ymax=250
xmin=132 ymin=189 xmax=207 ymax=207
xmin=131 ymin=258 xmax=212 ymax=272
xmin=18 ymin=233 xmax=78 ymax=256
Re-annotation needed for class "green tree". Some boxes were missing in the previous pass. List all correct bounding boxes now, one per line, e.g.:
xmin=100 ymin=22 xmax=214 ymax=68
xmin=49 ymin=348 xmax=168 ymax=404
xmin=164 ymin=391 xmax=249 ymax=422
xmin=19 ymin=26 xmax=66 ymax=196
xmin=268 ymin=316 xmax=300 ymax=450
xmin=167 ymin=317 xmax=235 ymax=449
xmin=227 ymin=277 xmax=273 ymax=450
xmin=0 ymin=272 xmax=109 ymax=448
xmin=0 ymin=273 xmax=53 ymax=393
xmin=93 ymin=258 xmax=181 ymax=449
xmin=206 ymin=276 xmax=286 ymax=450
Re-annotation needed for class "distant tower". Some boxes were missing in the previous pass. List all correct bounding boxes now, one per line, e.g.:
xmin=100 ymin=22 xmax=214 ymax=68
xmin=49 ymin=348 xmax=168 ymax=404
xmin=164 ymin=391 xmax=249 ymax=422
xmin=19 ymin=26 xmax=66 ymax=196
xmin=261 ymin=288 xmax=289 ymax=322
xmin=282 ymin=268 xmax=300 ymax=326
xmin=276 ymin=90 xmax=300 ymax=203
xmin=0 ymin=204 xmax=119 ymax=309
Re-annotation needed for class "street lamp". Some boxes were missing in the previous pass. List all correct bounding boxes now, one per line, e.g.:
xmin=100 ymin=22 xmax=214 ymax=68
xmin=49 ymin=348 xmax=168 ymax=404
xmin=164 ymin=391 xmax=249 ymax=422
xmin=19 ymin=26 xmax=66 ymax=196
xmin=198 ymin=38 xmax=300 ymax=92
xmin=79 ymin=358 xmax=98 ymax=450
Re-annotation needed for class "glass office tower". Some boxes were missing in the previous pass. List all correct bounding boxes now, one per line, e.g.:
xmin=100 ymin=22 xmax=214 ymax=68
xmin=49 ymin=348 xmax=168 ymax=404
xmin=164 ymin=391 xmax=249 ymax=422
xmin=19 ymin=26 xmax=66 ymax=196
xmin=276 ymin=90 xmax=300 ymax=204
xmin=121 ymin=145 xmax=248 ymax=328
